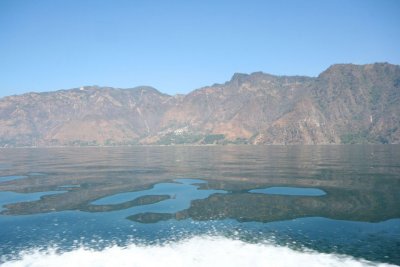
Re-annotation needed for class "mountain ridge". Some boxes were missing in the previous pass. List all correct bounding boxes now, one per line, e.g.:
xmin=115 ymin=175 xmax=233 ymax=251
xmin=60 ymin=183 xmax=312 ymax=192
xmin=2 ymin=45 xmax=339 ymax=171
xmin=0 ymin=62 xmax=399 ymax=146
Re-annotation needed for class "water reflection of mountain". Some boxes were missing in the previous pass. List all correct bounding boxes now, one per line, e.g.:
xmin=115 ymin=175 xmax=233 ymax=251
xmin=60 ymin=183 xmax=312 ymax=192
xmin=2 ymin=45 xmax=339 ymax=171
xmin=0 ymin=146 xmax=399 ymax=222
xmin=126 ymin=182 xmax=400 ymax=223
xmin=176 ymin=187 xmax=399 ymax=223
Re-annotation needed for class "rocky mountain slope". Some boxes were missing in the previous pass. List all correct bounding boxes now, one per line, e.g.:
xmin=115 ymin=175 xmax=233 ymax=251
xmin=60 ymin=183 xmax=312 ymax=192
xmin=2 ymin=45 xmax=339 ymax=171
xmin=0 ymin=63 xmax=399 ymax=146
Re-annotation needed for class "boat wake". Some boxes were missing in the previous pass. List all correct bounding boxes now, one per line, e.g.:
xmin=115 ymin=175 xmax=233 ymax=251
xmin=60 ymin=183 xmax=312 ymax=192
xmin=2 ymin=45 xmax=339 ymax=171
xmin=2 ymin=236 xmax=397 ymax=267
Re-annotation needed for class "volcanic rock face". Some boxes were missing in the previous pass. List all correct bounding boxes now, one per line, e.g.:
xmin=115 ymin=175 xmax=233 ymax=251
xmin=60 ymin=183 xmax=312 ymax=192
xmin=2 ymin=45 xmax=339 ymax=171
xmin=0 ymin=63 xmax=399 ymax=146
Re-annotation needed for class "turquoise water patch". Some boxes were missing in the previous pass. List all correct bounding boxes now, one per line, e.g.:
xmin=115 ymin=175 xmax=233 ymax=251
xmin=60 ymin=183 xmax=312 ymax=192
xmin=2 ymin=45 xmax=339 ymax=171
xmin=249 ymin=187 xmax=326 ymax=196
xmin=92 ymin=178 xmax=219 ymax=206
xmin=28 ymin=172 xmax=47 ymax=176
xmin=90 ymin=178 xmax=227 ymax=217
xmin=0 ymin=163 xmax=11 ymax=170
xmin=58 ymin=184 xmax=81 ymax=189
xmin=0 ymin=175 xmax=28 ymax=183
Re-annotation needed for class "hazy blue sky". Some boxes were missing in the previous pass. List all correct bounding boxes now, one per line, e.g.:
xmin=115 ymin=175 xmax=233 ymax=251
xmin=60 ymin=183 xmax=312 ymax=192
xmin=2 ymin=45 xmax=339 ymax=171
xmin=0 ymin=0 xmax=399 ymax=97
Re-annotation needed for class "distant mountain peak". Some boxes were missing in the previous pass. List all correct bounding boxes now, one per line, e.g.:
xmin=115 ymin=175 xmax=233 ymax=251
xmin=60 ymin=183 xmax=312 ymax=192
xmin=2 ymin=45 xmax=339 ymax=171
xmin=0 ymin=62 xmax=399 ymax=146
xmin=127 ymin=86 xmax=165 ymax=95
xmin=230 ymin=73 xmax=250 ymax=83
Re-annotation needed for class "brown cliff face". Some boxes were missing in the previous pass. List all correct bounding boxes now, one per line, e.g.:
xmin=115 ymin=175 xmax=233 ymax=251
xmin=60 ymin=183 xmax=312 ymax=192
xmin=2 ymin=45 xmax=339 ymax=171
xmin=313 ymin=63 xmax=400 ymax=144
xmin=0 ymin=63 xmax=399 ymax=146
xmin=0 ymin=86 xmax=175 ymax=146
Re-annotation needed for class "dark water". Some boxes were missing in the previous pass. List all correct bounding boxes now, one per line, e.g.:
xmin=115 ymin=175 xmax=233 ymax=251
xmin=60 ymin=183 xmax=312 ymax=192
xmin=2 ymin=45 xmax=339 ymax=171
xmin=0 ymin=145 xmax=399 ymax=266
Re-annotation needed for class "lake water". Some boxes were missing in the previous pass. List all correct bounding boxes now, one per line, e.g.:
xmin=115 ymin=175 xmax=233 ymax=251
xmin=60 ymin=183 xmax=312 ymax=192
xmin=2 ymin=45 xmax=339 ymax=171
xmin=0 ymin=145 xmax=399 ymax=266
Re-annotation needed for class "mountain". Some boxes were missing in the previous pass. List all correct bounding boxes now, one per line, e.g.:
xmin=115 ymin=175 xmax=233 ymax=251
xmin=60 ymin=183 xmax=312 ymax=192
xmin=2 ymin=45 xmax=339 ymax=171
xmin=0 ymin=63 xmax=399 ymax=146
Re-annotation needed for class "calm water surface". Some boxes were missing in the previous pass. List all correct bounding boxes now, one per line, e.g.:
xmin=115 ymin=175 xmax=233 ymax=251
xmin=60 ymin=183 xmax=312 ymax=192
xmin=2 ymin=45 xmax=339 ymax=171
xmin=0 ymin=145 xmax=399 ymax=266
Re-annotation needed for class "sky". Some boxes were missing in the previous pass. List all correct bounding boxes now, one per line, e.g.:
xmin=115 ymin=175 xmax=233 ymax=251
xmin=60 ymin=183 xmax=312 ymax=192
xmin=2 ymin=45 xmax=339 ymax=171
xmin=0 ymin=0 xmax=399 ymax=97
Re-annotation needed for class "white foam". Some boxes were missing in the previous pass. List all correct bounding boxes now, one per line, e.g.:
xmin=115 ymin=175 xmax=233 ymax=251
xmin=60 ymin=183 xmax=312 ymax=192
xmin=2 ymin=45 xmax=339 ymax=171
xmin=2 ymin=236 xmax=397 ymax=267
